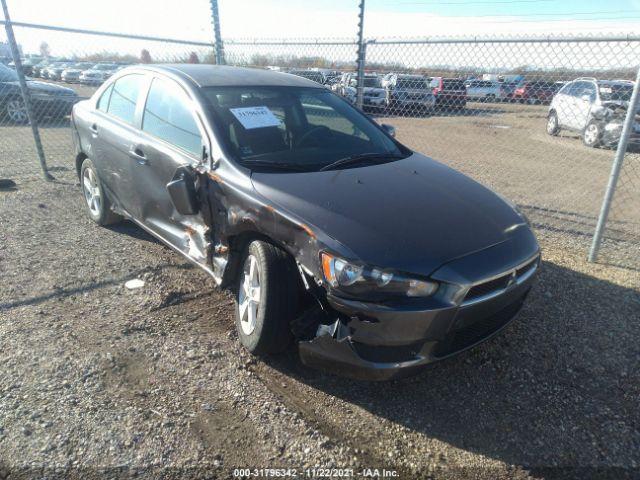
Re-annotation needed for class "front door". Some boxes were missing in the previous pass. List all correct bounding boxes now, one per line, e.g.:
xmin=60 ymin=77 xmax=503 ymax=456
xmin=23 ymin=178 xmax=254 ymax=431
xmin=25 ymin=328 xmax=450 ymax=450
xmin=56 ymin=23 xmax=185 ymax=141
xmin=130 ymin=75 xmax=209 ymax=263
xmin=91 ymin=73 xmax=149 ymax=213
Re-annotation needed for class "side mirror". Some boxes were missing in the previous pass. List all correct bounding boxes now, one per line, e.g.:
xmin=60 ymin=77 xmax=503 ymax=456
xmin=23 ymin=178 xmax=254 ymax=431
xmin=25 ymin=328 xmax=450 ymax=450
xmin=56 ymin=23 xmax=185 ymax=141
xmin=381 ymin=123 xmax=396 ymax=138
xmin=166 ymin=165 xmax=199 ymax=216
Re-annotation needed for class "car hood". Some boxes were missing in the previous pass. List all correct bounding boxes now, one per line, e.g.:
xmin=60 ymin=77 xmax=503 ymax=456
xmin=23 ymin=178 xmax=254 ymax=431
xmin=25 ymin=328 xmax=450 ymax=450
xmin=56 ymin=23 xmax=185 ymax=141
xmin=2 ymin=80 xmax=76 ymax=95
xmin=251 ymin=153 xmax=527 ymax=276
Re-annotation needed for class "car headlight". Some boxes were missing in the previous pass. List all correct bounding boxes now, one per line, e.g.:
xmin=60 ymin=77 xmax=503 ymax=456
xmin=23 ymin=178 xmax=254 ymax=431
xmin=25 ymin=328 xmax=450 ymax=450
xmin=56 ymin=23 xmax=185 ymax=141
xmin=321 ymin=252 xmax=438 ymax=298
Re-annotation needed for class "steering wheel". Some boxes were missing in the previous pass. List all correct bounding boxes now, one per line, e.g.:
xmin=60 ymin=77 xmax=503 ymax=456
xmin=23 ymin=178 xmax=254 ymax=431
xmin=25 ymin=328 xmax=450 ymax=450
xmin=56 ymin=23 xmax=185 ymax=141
xmin=295 ymin=125 xmax=331 ymax=148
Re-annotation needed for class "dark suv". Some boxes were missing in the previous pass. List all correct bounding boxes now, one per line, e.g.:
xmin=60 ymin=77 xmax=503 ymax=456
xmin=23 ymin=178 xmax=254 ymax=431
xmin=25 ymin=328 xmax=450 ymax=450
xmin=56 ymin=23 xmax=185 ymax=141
xmin=71 ymin=65 xmax=539 ymax=380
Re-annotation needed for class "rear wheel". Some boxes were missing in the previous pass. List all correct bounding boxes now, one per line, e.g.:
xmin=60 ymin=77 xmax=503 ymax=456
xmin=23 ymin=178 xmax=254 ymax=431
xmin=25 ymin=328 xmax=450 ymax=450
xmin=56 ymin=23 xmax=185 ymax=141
xmin=546 ymin=111 xmax=560 ymax=136
xmin=80 ymin=158 xmax=122 ymax=225
xmin=583 ymin=120 xmax=602 ymax=148
xmin=235 ymin=241 xmax=299 ymax=355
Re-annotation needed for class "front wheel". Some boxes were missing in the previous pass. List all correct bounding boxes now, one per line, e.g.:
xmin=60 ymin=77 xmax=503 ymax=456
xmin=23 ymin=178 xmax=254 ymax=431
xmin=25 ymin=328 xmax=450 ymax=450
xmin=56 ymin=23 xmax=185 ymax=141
xmin=546 ymin=112 xmax=560 ymax=136
xmin=5 ymin=98 xmax=29 ymax=124
xmin=235 ymin=241 xmax=299 ymax=355
xmin=583 ymin=120 xmax=602 ymax=148
xmin=80 ymin=158 xmax=122 ymax=225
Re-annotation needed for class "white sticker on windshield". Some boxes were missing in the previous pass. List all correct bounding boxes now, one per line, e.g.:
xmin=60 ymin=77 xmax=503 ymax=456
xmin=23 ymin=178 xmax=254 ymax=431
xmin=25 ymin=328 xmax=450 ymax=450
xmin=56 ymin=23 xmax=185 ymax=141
xmin=229 ymin=106 xmax=281 ymax=130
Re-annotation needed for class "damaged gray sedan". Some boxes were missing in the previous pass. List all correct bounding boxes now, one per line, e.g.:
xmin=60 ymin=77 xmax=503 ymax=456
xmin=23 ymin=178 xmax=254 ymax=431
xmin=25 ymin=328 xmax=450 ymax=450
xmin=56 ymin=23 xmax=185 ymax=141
xmin=71 ymin=65 xmax=540 ymax=380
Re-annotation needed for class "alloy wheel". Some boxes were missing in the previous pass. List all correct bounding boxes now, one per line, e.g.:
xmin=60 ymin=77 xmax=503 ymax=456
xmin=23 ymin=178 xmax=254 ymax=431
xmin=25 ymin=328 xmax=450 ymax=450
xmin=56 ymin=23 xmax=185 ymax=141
xmin=238 ymin=254 xmax=261 ymax=335
xmin=7 ymin=99 xmax=28 ymax=123
xmin=584 ymin=124 xmax=599 ymax=145
xmin=82 ymin=167 xmax=102 ymax=216
xmin=546 ymin=115 xmax=557 ymax=134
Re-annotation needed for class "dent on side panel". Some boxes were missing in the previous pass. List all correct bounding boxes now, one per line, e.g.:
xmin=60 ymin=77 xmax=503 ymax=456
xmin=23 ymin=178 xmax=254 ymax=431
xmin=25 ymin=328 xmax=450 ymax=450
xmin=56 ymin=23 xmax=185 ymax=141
xmin=200 ymin=170 xmax=322 ymax=288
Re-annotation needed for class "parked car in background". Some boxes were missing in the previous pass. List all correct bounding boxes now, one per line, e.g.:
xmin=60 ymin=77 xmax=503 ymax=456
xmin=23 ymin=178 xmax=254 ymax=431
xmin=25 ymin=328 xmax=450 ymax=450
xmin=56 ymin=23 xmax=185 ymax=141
xmin=383 ymin=73 xmax=435 ymax=112
xmin=343 ymin=73 xmax=388 ymax=110
xmin=11 ymin=56 xmax=44 ymax=76
xmin=71 ymin=64 xmax=539 ymax=380
xmin=546 ymin=77 xmax=637 ymax=147
xmin=45 ymin=61 xmax=76 ymax=81
xmin=430 ymin=77 xmax=467 ymax=109
xmin=288 ymin=69 xmax=327 ymax=86
xmin=79 ymin=63 xmax=122 ymax=85
xmin=61 ymin=62 xmax=96 ymax=83
xmin=32 ymin=59 xmax=55 ymax=78
xmin=498 ymin=82 xmax=522 ymax=102
xmin=512 ymin=80 xmax=561 ymax=105
xmin=0 ymin=63 xmax=78 ymax=123
xmin=465 ymin=79 xmax=503 ymax=102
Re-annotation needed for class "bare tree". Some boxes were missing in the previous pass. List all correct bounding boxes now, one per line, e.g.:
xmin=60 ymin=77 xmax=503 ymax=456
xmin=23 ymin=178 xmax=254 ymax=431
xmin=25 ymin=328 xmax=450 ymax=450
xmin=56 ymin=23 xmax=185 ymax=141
xmin=188 ymin=52 xmax=200 ymax=64
xmin=39 ymin=41 xmax=50 ymax=58
xmin=140 ymin=49 xmax=152 ymax=64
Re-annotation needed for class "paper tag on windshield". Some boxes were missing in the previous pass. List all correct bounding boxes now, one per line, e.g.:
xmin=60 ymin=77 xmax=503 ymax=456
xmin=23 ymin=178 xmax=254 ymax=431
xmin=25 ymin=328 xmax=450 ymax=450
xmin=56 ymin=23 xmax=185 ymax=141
xmin=229 ymin=106 xmax=281 ymax=130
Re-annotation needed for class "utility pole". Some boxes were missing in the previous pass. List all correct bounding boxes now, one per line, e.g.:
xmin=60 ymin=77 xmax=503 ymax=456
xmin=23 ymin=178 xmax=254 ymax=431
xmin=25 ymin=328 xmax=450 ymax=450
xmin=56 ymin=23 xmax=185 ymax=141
xmin=210 ymin=0 xmax=225 ymax=65
xmin=355 ymin=0 xmax=366 ymax=110
xmin=1 ymin=0 xmax=52 ymax=180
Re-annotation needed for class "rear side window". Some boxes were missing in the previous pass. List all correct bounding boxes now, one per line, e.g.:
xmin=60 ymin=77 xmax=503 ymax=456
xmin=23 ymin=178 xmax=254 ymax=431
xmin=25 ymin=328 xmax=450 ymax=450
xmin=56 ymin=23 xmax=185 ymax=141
xmin=107 ymin=74 xmax=145 ymax=125
xmin=142 ymin=77 xmax=203 ymax=156
xmin=97 ymin=84 xmax=113 ymax=112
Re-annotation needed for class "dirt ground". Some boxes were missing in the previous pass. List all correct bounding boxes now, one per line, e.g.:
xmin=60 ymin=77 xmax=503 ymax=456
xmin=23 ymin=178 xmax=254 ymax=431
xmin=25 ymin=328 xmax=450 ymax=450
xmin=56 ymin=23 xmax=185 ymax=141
xmin=0 ymin=86 xmax=639 ymax=479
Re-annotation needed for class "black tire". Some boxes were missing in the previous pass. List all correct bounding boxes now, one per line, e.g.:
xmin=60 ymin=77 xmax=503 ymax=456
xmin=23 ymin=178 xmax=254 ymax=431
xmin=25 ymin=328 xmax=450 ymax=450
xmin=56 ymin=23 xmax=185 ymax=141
xmin=583 ymin=120 xmax=602 ymax=148
xmin=79 ymin=158 xmax=122 ymax=225
xmin=546 ymin=111 xmax=560 ymax=136
xmin=234 ymin=240 xmax=299 ymax=355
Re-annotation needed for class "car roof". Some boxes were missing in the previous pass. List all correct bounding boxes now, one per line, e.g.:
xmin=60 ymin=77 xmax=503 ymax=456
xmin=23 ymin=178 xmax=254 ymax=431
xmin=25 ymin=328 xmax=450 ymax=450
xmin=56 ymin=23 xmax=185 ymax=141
xmin=132 ymin=64 xmax=324 ymax=89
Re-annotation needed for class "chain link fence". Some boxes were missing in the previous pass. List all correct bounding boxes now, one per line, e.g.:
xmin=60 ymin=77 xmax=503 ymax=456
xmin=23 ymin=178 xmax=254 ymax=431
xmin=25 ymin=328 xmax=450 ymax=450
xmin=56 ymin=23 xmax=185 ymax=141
xmin=1 ymin=21 xmax=638 ymax=269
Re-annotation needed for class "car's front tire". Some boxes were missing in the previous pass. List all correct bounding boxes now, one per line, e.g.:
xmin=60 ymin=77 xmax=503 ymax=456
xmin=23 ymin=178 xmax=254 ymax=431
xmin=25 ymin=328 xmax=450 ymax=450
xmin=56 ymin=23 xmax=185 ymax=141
xmin=5 ymin=97 xmax=29 ymax=124
xmin=80 ymin=158 xmax=122 ymax=225
xmin=546 ymin=111 xmax=560 ymax=136
xmin=235 ymin=240 xmax=299 ymax=355
xmin=583 ymin=120 xmax=602 ymax=148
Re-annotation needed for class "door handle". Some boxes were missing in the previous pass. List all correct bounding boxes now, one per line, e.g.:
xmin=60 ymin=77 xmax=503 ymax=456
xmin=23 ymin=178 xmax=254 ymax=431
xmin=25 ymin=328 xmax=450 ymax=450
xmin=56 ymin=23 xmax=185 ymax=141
xmin=129 ymin=147 xmax=148 ymax=165
xmin=89 ymin=123 xmax=98 ymax=135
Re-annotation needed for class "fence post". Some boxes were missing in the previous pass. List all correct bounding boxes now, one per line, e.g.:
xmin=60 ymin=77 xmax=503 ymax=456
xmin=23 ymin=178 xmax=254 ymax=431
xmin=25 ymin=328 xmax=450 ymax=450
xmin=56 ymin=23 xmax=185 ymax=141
xmin=355 ymin=0 xmax=366 ymax=110
xmin=209 ymin=0 xmax=225 ymax=65
xmin=588 ymin=66 xmax=640 ymax=262
xmin=1 ymin=0 xmax=53 ymax=181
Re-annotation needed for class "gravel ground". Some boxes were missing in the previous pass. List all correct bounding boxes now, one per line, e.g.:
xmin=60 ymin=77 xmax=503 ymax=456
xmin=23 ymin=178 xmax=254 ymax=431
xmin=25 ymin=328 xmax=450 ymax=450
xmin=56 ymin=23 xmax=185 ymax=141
xmin=0 ymin=86 xmax=639 ymax=479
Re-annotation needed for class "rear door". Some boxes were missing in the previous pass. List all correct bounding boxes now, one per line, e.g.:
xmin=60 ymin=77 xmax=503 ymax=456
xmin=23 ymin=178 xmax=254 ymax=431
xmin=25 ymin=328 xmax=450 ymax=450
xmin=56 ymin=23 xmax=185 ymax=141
xmin=130 ymin=75 xmax=208 ymax=260
xmin=90 ymin=73 xmax=149 ymax=213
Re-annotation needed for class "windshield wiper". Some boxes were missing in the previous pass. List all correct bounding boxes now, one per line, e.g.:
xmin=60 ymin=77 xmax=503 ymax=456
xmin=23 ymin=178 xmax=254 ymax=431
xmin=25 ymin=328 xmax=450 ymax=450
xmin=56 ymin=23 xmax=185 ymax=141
xmin=241 ymin=159 xmax=311 ymax=172
xmin=319 ymin=152 xmax=405 ymax=172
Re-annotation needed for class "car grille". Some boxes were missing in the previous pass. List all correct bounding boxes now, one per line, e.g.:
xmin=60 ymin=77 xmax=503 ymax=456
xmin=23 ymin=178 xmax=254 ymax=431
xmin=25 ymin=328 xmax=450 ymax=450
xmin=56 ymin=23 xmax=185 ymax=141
xmin=463 ymin=256 xmax=538 ymax=304
xmin=434 ymin=295 xmax=525 ymax=358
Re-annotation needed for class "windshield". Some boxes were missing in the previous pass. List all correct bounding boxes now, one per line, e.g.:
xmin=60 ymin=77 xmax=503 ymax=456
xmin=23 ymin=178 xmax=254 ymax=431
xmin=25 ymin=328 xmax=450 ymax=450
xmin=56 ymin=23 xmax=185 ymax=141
xmin=94 ymin=64 xmax=117 ymax=70
xmin=0 ymin=64 xmax=19 ymax=82
xmin=202 ymin=86 xmax=405 ymax=171
xmin=599 ymin=84 xmax=633 ymax=102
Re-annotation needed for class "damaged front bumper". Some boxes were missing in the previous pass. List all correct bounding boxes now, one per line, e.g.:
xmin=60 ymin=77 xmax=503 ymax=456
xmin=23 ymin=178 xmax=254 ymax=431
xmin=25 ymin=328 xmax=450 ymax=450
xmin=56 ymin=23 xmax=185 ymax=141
xmin=299 ymin=244 xmax=540 ymax=381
